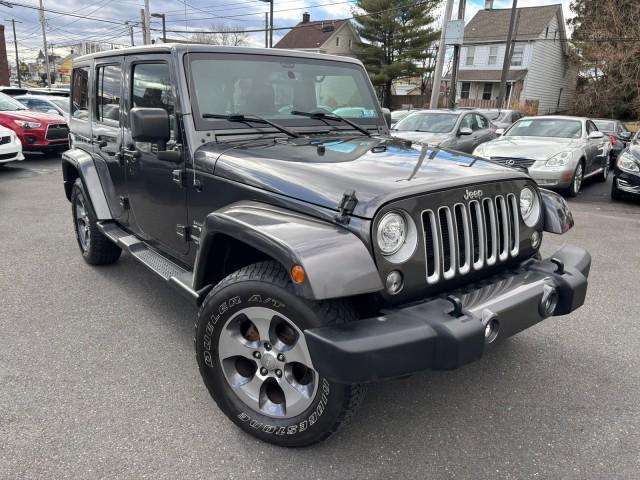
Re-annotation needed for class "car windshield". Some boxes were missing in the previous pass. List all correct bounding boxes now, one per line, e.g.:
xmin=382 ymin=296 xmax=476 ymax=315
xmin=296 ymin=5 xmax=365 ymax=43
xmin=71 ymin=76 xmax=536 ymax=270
xmin=593 ymin=120 xmax=616 ymax=132
xmin=0 ymin=93 xmax=28 ymax=111
xmin=394 ymin=112 xmax=458 ymax=133
xmin=505 ymin=118 xmax=582 ymax=138
xmin=186 ymin=53 xmax=379 ymax=130
xmin=48 ymin=97 xmax=70 ymax=113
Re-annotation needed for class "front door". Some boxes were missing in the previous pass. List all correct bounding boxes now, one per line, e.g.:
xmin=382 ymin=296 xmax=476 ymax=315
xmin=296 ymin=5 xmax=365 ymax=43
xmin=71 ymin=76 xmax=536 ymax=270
xmin=122 ymin=55 xmax=189 ymax=257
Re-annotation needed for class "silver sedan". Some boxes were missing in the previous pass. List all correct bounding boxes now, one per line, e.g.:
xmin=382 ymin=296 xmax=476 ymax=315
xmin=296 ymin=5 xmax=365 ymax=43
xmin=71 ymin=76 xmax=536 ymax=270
xmin=473 ymin=116 xmax=611 ymax=197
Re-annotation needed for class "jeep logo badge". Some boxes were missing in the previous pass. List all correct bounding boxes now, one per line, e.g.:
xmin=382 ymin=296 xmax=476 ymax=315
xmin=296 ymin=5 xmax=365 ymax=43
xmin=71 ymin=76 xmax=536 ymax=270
xmin=463 ymin=189 xmax=483 ymax=200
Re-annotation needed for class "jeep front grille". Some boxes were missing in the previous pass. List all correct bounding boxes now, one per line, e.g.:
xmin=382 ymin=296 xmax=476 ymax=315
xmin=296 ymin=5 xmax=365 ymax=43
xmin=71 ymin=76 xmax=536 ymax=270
xmin=421 ymin=194 xmax=519 ymax=284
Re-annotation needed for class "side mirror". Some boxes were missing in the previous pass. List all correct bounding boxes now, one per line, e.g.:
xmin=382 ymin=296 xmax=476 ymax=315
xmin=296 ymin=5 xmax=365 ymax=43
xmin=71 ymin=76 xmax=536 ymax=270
xmin=495 ymin=128 xmax=505 ymax=136
xmin=130 ymin=107 xmax=170 ymax=142
xmin=621 ymin=131 xmax=632 ymax=141
xmin=459 ymin=127 xmax=473 ymax=136
xmin=381 ymin=107 xmax=391 ymax=127
xmin=588 ymin=131 xmax=604 ymax=140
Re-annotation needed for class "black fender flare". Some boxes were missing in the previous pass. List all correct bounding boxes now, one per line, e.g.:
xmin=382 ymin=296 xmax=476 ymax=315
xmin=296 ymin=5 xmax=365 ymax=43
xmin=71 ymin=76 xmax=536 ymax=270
xmin=61 ymin=148 xmax=112 ymax=220
xmin=193 ymin=201 xmax=384 ymax=300
xmin=540 ymin=188 xmax=574 ymax=234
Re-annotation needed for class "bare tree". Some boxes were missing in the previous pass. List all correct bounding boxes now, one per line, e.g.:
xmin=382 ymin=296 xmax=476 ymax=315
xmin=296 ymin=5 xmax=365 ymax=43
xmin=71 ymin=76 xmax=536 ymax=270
xmin=191 ymin=23 xmax=249 ymax=46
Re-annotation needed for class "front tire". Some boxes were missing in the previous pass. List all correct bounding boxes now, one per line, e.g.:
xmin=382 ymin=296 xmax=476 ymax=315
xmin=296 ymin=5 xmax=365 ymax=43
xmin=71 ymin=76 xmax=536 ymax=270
xmin=70 ymin=178 xmax=121 ymax=265
xmin=565 ymin=162 xmax=584 ymax=197
xmin=195 ymin=261 xmax=365 ymax=447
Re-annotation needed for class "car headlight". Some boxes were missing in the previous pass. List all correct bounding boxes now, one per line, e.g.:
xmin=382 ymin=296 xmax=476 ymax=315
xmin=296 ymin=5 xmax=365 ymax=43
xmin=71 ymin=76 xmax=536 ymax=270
xmin=377 ymin=211 xmax=407 ymax=255
xmin=545 ymin=151 xmax=572 ymax=167
xmin=520 ymin=186 xmax=541 ymax=227
xmin=617 ymin=151 xmax=640 ymax=174
xmin=13 ymin=120 xmax=42 ymax=129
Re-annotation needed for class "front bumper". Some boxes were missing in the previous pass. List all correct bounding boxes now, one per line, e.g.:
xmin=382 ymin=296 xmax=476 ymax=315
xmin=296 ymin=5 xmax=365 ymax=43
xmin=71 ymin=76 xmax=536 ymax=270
xmin=613 ymin=170 xmax=640 ymax=195
xmin=305 ymin=244 xmax=590 ymax=384
xmin=527 ymin=165 xmax=575 ymax=189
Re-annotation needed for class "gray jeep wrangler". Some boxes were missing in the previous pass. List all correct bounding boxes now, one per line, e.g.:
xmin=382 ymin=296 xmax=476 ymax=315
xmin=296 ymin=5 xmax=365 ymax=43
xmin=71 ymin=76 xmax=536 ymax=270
xmin=62 ymin=44 xmax=590 ymax=447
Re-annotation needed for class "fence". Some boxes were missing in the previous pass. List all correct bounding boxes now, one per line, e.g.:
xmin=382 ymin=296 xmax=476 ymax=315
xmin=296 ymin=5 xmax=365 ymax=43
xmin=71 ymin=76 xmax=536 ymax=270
xmin=389 ymin=96 xmax=540 ymax=116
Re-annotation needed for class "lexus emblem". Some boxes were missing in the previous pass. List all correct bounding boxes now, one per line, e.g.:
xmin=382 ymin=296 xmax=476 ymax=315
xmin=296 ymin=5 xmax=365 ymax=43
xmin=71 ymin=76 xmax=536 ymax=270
xmin=506 ymin=159 xmax=515 ymax=166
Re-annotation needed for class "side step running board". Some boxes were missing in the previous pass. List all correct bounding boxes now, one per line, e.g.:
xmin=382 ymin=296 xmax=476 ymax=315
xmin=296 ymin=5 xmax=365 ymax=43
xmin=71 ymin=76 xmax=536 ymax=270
xmin=97 ymin=221 xmax=205 ymax=303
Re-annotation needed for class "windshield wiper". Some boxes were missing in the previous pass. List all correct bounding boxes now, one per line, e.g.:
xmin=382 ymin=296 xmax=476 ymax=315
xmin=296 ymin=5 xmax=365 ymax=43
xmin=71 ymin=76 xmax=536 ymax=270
xmin=290 ymin=110 xmax=371 ymax=137
xmin=202 ymin=113 xmax=300 ymax=138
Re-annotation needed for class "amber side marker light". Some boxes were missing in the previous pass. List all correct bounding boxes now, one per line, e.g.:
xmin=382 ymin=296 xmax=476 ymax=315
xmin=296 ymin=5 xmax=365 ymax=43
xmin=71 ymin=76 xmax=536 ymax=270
xmin=291 ymin=265 xmax=305 ymax=284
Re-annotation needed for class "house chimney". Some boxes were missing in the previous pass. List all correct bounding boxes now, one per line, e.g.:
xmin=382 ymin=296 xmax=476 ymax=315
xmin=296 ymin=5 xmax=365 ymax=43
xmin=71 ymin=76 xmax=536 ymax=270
xmin=484 ymin=0 xmax=493 ymax=9
xmin=302 ymin=12 xmax=310 ymax=23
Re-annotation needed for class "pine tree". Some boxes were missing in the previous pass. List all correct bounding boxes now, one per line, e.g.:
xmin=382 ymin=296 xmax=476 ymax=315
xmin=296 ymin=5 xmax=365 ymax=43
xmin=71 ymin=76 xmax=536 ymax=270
xmin=353 ymin=0 xmax=440 ymax=107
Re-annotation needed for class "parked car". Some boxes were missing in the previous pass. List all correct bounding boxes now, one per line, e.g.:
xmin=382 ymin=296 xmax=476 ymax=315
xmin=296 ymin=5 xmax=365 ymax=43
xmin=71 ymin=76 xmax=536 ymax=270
xmin=0 ymin=124 xmax=25 ymax=167
xmin=611 ymin=138 xmax=640 ymax=201
xmin=592 ymin=118 xmax=632 ymax=164
xmin=479 ymin=109 xmax=526 ymax=129
xmin=473 ymin=116 xmax=611 ymax=197
xmin=0 ymin=86 xmax=28 ymax=96
xmin=27 ymin=87 xmax=70 ymax=97
xmin=391 ymin=109 xmax=496 ymax=153
xmin=0 ymin=92 xmax=69 ymax=153
xmin=62 ymin=44 xmax=590 ymax=448
xmin=16 ymin=94 xmax=70 ymax=122
xmin=390 ymin=108 xmax=414 ymax=126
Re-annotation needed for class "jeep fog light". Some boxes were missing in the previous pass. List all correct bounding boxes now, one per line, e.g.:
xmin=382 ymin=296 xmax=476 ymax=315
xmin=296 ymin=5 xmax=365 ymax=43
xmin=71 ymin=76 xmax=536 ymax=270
xmin=385 ymin=271 xmax=403 ymax=295
xmin=539 ymin=284 xmax=559 ymax=317
xmin=531 ymin=230 xmax=542 ymax=249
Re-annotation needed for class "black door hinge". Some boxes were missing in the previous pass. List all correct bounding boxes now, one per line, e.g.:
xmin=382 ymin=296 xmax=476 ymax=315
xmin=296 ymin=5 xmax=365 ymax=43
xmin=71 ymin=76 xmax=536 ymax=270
xmin=172 ymin=169 xmax=184 ymax=187
xmin=335 ymin=190 xmax=358 ymax=225
xmin=176 ymin=224 xmax=190 ymax=241
xmin=119 ymin=196 xmax=130 ymax=210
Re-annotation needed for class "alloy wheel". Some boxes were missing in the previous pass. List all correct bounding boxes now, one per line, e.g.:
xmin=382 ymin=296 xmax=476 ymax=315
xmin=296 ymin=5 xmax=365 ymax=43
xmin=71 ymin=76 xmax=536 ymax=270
xmin=75 ymin=194 xmax=91 ymax=251
xmin=573 ymin=164 xmax=583 ymax=194
xmin=218 ymin=307 xmax=318 ymax=418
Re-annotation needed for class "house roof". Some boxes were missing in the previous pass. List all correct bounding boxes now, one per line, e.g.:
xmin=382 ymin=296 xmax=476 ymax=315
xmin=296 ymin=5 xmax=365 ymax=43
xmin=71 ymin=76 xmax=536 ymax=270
xmin=274 ymin=19 xmax=347 ymax=49
xmin=464 ymin=4 xmax=562 ymax=43
xmin=447 ymin=70 xmax=528 ymax=82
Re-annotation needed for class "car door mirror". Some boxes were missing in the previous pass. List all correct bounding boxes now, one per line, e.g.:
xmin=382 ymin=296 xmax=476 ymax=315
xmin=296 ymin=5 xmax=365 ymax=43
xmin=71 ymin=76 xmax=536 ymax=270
xmin=495 ymin=128 xmax=505 ymax=136
xmin=130 ymin=107 xmax=170 ymax=142
xmin=381 ymin=107 xmax=392 ymax=127
xmin=459 ymin=127 xmax=473 ymax=136
xmin=588 ymin=131 xmax=604 ymax=140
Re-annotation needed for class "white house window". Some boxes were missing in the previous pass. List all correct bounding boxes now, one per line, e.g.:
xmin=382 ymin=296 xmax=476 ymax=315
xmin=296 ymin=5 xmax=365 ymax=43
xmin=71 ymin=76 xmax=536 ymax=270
xmin=482 ymin=83 xmax=493 ymax=100
xmin=460 ymin=82 xmax=470 ymax=99
xmin=488 ymin=46 xmax=498 ymax=65
xmin=465 ymin=47 xmax=475 ymax=66
xmin=511 ymin=45 xmax=524 ymax=66
xmin=335 ymin=36 xmax=341 ymax=47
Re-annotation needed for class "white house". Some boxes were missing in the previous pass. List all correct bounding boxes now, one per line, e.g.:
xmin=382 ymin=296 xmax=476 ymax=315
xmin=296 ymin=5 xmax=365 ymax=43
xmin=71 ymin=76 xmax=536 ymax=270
xmin=453 ymin=2 xmax=577 ymax=114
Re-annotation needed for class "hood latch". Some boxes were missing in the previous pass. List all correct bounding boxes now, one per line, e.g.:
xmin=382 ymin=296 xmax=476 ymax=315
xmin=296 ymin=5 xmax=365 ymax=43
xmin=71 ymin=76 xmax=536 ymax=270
xmin=335 ymin=190 xmax=358 ymax=225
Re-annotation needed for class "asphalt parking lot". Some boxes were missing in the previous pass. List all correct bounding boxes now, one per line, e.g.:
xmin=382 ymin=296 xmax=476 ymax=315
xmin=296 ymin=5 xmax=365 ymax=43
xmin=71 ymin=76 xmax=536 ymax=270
xmin=1 ymin=154 xmax=639 ymax=479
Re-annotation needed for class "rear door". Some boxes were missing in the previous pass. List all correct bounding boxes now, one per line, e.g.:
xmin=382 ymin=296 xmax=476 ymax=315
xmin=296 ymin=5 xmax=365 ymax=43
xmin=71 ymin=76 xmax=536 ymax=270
xmin=122 ymin=55 xmax=189 ymax=257
xmin=586 ymin=120 xmax=606 ymax=173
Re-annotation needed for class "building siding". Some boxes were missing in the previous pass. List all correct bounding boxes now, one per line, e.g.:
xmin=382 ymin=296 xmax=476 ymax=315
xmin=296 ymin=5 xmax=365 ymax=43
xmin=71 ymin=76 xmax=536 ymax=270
xmin=321 ymin=23 xmax=360 ymax=57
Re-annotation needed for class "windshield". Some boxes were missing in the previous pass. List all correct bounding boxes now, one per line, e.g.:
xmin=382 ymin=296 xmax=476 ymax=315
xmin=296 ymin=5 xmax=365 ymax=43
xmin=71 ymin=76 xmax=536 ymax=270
xmin=0 ymin=93 xmax=28 ymax=111
xmin=394 ymin=112 xmax=458 ymax=133
xmin=48 ymin=97 xmax=70 ymax=113
xmin=187 ymin=53 xmax=379 ymax=130
xmin=593 ymin=120 xmax=616 ymax=132
xmin=505 ymin=118 xmax=582 ymax=138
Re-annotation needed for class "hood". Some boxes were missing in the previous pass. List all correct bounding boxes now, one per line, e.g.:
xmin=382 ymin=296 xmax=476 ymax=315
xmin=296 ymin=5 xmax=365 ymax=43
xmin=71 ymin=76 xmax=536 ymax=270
xmin=480 ymin=136 xmax=583 ymax=161
xmin=0 ymin=109 xmax=65 ymax=124
xmin=196 ymin=136 xmax=526 ymax=219
xmin=390 ymin=131 xmax=451 ymax=145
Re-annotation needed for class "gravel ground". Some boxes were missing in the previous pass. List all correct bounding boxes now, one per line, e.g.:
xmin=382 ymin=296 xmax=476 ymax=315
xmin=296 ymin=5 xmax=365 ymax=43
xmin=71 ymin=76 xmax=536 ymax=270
xmin=1 ymin=155 xmax=639 ymax=479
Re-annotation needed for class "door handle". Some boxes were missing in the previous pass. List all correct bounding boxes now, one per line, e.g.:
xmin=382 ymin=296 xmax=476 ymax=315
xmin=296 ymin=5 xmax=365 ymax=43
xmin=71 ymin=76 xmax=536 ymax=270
xmin=92 ymin=136 xmax=107 ymax=148
xmin=123 ymin=147 xmax=140 ymax=162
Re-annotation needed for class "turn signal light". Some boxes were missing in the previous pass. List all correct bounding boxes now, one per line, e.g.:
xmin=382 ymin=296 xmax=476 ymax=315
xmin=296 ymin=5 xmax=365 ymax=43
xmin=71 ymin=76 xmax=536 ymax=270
xmin=290 ymin=265 xmax=305 ymax=284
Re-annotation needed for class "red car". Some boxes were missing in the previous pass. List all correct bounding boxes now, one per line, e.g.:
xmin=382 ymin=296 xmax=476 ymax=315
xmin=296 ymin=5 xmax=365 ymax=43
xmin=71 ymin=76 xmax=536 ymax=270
xmin=0 ymin=92 xmax=69 ymax=153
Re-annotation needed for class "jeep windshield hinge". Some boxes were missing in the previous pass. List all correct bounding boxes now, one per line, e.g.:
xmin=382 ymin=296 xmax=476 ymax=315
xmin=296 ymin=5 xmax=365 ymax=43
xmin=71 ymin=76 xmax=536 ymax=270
xmin=335 ymin=190 xmax=358 ymax=224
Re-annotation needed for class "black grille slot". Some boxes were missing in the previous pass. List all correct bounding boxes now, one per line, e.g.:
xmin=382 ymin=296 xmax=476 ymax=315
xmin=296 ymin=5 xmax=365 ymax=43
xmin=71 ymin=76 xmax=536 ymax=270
xmin=454 ymin=204 xmax=466 ymax=269
xmin=507 ymin=195 xmax=518 ymax=251
xmin=470 ymin=201 xmax=482 ymax=264
xmin=439 ymin=209 xmax=452 ymax=273
xmin=483 ymin=199 xmax=494 ymax=261
xmin=495 ymin=198 xmax=505 ymax=256
xmin=423 ymin=212 xmax=436 ymax=278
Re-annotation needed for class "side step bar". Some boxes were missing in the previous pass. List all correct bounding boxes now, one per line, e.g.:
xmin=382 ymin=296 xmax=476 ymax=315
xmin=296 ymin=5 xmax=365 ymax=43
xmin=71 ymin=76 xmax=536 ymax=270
xmin=97 ymin=221 xmax=206 ymax=304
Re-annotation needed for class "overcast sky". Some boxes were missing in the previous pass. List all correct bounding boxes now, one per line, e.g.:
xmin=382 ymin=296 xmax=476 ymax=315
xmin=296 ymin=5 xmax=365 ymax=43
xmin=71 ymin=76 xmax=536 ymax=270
xmin=0 ymin=0 xmax=572 ymax=63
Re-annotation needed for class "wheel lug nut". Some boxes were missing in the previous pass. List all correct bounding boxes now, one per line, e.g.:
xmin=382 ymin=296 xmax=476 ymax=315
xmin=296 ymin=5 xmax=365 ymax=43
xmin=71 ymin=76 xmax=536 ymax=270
xmin=260 ymin=367 xmax=268 ymax=376
xmin=277 ymin=354 xmax=285 ymax=362
xmin=275 ymin=369 xmax=282 ymax=378
xmin=253 ymin=351 xmax=261 ymax=359
xmin=264 ymin=342 xmax=272 ymax=351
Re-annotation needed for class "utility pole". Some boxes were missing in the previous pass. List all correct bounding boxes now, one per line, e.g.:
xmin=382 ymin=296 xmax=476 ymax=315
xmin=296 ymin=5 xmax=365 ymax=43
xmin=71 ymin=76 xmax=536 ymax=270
xmin=448 ymin=0 xmax=466 ymax=109
xmin=429 ymin=0 xmax=455 ymax=109
xmin=151 ymin=13 xmax=166 ymax=42
xmin=259 ymin=0 xmax=273 ymax=47
xmin=264 ymin=12 xmax=268 ymax=48
xmin=144 ymin=0 xmax=151 ymax=44
xmin=38 ymin=0 xmax=51 ymax=88
xmin=140 ymin=9 xmax=147 ymax=45
xmin=126 ymin=22 xmax=134 ymax=46
xmin=10 ymin=19 xmax=21 ymax=87
xmin=496 ymin=0 xmax=518 ymax=109
xmin=50 ymin=43 xmax=56 ymax=84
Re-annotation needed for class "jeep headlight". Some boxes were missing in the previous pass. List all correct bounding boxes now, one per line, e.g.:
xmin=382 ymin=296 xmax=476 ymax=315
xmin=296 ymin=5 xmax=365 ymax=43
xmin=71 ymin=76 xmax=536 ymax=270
xmin=617 ymin=151 xmax=640 ymax=174
xmin=545 ymin=151 xmax=572 ymax=168
xmin=520 ymin=186 xmax=541 ymax=227
xmin=377 ymin=211 xmax=407 ymax=255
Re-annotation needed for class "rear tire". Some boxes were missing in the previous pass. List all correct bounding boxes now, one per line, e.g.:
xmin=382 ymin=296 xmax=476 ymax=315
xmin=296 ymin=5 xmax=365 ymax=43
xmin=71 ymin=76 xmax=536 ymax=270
xmin=596 ymin=157 xmax=609 ymax=182
xmin=70 ymin=178 xmax=122 ymax=265
xmin=565 ymin=162 xmax=584 ymax=197
xmin=195 ymin=260 xmax=366 ymax=447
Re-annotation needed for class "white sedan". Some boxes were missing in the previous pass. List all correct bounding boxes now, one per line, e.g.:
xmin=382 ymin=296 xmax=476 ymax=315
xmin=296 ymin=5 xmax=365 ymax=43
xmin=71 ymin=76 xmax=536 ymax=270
xmin=473 ymin=116 xmax=611 ymax=197
xmin=0 ymin=125 xmax=24 ymax=167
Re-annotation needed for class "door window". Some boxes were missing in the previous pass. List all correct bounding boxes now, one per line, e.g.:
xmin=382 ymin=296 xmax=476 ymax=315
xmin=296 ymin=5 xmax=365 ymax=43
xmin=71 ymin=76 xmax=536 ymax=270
xmin=96 ymin=65 xmax=122 ymax=125
xmin=461 ymin=114 xmax=474 ymax=130
xmin=132 ymin=62 xmax=175 ymax=135
xmin=71 ymin=66 xmax=89 ymax=120
xmin=474 ymin=114 xmax=488 ymax=130
xmin=586 ymin=121 xmax=596 ymax=134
